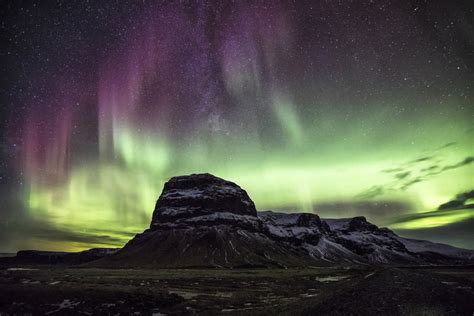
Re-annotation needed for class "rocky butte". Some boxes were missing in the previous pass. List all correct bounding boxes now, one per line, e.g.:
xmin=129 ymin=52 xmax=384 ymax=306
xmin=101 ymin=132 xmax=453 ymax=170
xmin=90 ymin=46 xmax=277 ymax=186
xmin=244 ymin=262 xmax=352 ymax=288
xmin=95 ymin=173 xmax=473 ymax=268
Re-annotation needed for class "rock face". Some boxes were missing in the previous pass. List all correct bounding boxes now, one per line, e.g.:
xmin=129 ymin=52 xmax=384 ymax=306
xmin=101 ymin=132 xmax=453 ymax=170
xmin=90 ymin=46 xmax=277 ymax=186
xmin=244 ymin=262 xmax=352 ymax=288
xmin=151 ymin=173 xmax=258 ymax=221
xmin=150 ymin=173 xmax=263 ymax=232
xmin=100 ymin=173 xmax=474 ymax=268
xmin=324 ymin=218 xmax=421 ymax=264
xmin=259 ymin=211 xmax=329 ymax=245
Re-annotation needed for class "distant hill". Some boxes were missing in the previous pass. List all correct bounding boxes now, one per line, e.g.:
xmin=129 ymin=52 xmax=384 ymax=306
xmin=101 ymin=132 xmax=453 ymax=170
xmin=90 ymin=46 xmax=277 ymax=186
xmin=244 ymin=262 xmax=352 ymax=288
xmin=0 ymin=248 xmax=118 ymax=267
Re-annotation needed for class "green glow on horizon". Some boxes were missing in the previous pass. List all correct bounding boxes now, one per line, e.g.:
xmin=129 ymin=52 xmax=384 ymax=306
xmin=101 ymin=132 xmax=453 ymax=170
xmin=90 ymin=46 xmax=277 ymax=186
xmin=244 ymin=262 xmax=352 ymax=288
xmin=22 ymin=100 xmax=474 ymax=251
xmin=391 ymin=209 xmax=474 ymax=229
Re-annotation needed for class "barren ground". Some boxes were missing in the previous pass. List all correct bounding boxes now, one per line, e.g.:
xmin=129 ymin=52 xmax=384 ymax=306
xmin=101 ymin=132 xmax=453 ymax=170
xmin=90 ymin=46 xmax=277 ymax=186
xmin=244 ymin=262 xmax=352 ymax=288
xmin=0 ymin=266 xmax=473 ymax=315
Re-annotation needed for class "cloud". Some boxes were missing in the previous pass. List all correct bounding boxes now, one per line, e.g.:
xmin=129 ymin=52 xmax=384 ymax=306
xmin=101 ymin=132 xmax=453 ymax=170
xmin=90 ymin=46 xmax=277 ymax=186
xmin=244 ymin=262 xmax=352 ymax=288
xmin=441 ymin=156 xmax=474 ymax=172
xmin=420 ymin=165 xmax=439 ymax=172
xmin=389 ymin=190 xmax=474 ymax=249
xmin=408 ymin=156 xmax=433 ymax=164
xmin=394 ymin=171 xmax=411 ymax=180
xmin=436 ymin=142 xmax=457 ymax=150
xmin=457 ymin=190 xmax=474 ymax=202
xmin=400 ymin=177 xmax=422 ymax=190
xmin=359 ymin=153 xmax=474 ymax=199
xmin=438 ymin=190 xmax=474 ymax=210
xmin=391 ymin=208 xmax=471 ymax=225
xmin=382 ymin=167 xmax=405 ymax=173
xmin=356 ymin=185 xmax=386 ymax=199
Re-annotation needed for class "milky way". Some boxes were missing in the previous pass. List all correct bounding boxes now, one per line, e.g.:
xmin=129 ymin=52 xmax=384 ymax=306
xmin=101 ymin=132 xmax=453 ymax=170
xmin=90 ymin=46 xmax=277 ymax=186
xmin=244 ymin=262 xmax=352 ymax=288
xmin=0 ymin=0 xmax=473 ymax=252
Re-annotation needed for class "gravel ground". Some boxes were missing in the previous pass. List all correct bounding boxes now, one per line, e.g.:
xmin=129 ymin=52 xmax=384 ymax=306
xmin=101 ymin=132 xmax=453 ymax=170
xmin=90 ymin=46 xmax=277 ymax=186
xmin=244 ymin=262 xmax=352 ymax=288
xmin=0 ymin=266 xmax=472 ymax=315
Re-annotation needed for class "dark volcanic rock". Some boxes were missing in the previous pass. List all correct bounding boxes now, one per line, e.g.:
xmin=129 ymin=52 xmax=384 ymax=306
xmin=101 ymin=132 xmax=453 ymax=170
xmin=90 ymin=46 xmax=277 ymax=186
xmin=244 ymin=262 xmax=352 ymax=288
xmin=347 ymin=216 xmax=378 ymax=232
xmin=150 ymin=173 xmax=260 ymax=230
xmin=259 ymin=211 xmax=328 ymax=246
xmin=107 ymin=226 xmax=311 ymax=268
xmin=297 ymin=213 xmax=324 ymax=228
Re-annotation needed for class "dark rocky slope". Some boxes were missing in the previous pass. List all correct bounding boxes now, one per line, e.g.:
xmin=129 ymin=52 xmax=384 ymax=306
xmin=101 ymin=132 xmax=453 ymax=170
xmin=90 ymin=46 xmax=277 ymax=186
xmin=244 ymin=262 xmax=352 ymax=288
xmin=98 ymin=173 xmax=473 ymax=268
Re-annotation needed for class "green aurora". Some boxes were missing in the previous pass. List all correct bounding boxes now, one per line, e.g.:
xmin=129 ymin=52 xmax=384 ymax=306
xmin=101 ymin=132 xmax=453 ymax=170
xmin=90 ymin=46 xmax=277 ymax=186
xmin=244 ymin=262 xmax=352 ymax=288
xmin=1 ymin=1 xmax=473 ymax=252
xmin=23 ymin=99 xmax=473 ymax=252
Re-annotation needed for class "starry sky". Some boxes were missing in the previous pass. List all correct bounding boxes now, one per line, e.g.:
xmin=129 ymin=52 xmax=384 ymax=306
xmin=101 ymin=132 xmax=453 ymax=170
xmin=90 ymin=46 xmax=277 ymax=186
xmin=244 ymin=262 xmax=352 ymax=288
xmin=0 ymin=0 xmax=473 ymax=252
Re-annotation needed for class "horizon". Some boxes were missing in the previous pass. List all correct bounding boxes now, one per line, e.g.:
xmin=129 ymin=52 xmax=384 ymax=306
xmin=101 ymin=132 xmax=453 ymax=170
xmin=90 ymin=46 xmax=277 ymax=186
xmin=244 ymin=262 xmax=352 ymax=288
xmin=2 ymin=173 xmax=473 ymax=253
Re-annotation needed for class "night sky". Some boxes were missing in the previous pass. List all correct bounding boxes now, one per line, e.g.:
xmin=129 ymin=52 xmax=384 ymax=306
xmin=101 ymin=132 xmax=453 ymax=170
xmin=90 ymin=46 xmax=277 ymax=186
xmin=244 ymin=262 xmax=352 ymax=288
xmin=0 ymin=0 xmax=473 ymax=252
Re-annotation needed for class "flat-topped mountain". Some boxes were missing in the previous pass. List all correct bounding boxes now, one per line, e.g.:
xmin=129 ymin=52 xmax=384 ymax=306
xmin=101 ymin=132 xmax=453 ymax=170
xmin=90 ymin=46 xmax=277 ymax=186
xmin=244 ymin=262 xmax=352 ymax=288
xmin=96 ymin=173 xmax=473 ymax=268
xmin=150 ymin=173 xmax=263 ymax=232
xmin=101 ymin=174 xmax=306 ymax=268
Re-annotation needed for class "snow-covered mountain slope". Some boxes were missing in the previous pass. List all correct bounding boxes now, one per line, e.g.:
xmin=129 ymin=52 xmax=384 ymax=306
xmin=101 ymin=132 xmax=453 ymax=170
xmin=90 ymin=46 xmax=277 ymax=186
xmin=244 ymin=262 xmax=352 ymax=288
xmin=323 ymin=217 xmax=420 ymax=264
xmin=259 ymin=213 xmax=420 ymax=264
xmin=259 ymin=211 xmax=329 ymax=245
xmin=324 ymin=217 xmax=474 ymax=264
xmin=397 ymin=237 xmax=474 ymax=261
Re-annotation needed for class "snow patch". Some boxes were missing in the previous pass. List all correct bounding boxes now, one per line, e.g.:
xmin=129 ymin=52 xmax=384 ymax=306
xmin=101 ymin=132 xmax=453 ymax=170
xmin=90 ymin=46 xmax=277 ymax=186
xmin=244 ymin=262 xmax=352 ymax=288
xmin=45 ymin=299 xmax=80 ymax=314
xmin=315 ymin=275 xmax=349 ymax=282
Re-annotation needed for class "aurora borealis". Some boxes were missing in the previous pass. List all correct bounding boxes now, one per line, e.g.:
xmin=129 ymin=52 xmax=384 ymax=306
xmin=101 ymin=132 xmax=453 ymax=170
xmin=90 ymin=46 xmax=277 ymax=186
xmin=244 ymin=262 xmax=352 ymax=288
xmin=0 ymin=0 xmax=472 ymax=252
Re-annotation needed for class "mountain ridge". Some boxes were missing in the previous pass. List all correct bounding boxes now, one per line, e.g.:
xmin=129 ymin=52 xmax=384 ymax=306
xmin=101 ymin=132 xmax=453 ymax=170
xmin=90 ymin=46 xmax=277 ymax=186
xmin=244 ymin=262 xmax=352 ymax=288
xmin=95 ymin=173 xmax=473 ymax=268
xmin=2 ymin=173 xmax=472 ymax=268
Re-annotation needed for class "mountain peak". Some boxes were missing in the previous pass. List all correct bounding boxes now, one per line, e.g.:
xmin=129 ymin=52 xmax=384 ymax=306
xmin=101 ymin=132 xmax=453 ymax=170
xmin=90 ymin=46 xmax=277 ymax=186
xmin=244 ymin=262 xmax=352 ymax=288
xmin=348 ymin=216 xmax=379 ymax=232
xmin=150 ymin=173 xmax=258 ymax=227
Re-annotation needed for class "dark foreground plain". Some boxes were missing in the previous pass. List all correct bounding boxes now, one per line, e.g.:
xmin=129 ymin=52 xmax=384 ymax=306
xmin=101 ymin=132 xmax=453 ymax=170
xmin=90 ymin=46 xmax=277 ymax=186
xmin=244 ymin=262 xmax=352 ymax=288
xmin=0 ymin=267 xmax=473 ymax=315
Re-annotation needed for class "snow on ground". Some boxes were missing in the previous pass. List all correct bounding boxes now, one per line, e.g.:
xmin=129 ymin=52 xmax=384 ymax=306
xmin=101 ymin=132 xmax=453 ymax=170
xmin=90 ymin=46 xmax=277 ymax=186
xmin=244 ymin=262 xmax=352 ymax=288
xmin=45 ymin=299 xmax=80 ymax=315
xmin=315 ymin=275 xmax=349 ymax=282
